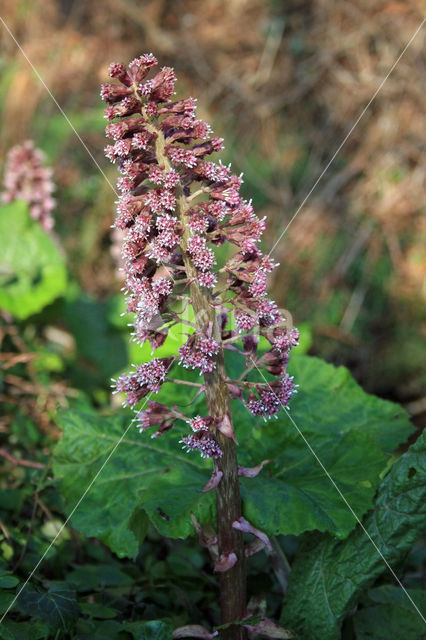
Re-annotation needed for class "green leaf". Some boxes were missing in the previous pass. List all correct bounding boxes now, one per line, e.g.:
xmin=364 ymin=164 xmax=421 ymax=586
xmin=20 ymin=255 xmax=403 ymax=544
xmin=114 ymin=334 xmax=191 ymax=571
xmin=237 ymin=354 xmax=414 ymax=539
xmin=0 ymin=626 xmax=14 ymax=640
xmin=129 ymin=506 xmax=150 ymax=547
xmin=0 ymin=591 xmax=16 ymax=615
xmin=76 ymin=618 xmax=124 ymax=639
xmin=240 ymin=430 xmax=386 ymax=539
xmin=53 ymin=411 xmax=213 ymax=557
xmin=286 ymin=355 xmax=414 ymax=455
xmin=53 ymin=353 xmax=414 ymax=557
xmin=67 ymin=565 xmax=103 ymax=591
xmin=0 ymin=620 xmax=49 ymax=640
xmin=80 ymin=602 xmax=119 ymax=619
xmin=0 ymin=572 xmax=19 ymax=589
xmin=17 ymin=582 xmax=80 ymax=628
xmin=96 ymin=564 xmax=133 ymax=586
xmin=64 ymin=293 xmax=128 ymax=380
xmin=280 ymin=432 xmax=426 ymax=640
xmin=122 ymin=619 xmax=173 ymax=640
xmin=292 ymin=323 xmax=312 ymax=355
xmin=353 ymin=586 xmax=426 ymax=640
xmin=0 ymin=202 xmax=67 ymax=319
xmin=0 ymin=489 xmax=26 ymax=511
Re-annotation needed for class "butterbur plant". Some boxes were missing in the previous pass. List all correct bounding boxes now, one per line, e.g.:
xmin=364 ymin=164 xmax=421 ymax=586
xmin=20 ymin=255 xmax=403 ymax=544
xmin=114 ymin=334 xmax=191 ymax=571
xmin=2 ymin=140 xmax=56 ymax=231
xmin=103 ymin=53 xmax=299 ymax=637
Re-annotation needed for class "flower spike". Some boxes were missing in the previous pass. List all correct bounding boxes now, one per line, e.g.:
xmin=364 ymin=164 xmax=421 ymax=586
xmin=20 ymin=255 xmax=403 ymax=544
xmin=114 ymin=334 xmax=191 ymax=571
xmin=103 ymin=54 xmax=298 ymax=453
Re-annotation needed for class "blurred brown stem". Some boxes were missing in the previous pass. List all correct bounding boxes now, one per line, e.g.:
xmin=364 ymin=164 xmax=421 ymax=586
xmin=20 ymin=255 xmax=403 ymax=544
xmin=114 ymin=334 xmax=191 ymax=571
xmin=0 ymin=448 xmax=46 ymax=469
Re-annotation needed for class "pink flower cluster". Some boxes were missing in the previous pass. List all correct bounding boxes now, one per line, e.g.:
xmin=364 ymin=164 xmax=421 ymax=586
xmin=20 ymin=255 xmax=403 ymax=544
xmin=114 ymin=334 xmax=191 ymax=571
xmin=179 ymin=332 xmax=219 ymax=374
xmin=180 ymin=416 xmax=223 ymax=459
xmin=113 ymin=358 xmax=172 ymax=408
xmin=136 ymin=400 xmax=182 ymax=438
xmin=246 ymin=377 xmax=296 ymax=418
xmin=2 ymin=140 xmax=55 ymax=231
xmin=104 ymin=54 xmax=299 ymax=456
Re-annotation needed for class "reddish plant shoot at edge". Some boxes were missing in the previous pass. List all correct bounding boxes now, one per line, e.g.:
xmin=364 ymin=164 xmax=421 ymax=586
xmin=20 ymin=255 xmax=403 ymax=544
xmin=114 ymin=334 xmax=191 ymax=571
xmin=102 ymin=53 xmax=299 ymax=638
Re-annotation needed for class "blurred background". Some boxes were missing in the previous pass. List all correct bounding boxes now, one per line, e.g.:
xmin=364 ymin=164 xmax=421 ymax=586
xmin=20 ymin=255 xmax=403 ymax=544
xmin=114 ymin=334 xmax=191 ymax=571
xmin=0 ymin=2 xmax=425 ymax=636
xmin=0 ymin=0 xmax=425 ymax=425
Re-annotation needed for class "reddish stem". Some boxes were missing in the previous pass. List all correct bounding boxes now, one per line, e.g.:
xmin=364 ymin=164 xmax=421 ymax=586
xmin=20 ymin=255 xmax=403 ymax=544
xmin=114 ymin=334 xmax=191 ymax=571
xmin=145 ymin=106 xmax=247 ymax=639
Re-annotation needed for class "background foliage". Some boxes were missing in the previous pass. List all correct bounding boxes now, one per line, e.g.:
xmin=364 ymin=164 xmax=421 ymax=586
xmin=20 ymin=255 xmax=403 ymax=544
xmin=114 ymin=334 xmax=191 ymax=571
xmin=0 ymin=1 xmax=424 ymax=638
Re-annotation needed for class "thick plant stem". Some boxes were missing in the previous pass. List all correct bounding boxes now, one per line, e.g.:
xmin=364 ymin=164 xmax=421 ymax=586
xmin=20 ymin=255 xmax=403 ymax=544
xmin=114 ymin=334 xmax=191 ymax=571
xmin=147 ymin=113 xmax=247 ymax=638
xmin=214 ymin=432 xmax=247 ymax=639
xmin=189 ymin=290 xmax=247 ymax=639
xmin=182 ymin=216 xmax=247 ymax=640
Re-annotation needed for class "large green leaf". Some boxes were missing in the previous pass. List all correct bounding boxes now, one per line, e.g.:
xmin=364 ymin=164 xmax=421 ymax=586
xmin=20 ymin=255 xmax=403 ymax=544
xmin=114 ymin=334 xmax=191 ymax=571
xmin=240 ymin=430 xmax=386 ymax=539
xmin=17 ymin=582 xmax=80 ymax=629
xmin=0 ymin=620 xmax=49 ymax=640
xmin=53 ymin=354 xmax=414 ymax=557
xmin=280 ymin=431 xmax=426 ymax=640
xmin=53 ymin=411 xmax=214 ymax=557
xmin=353 ymin=586 xmax=426 ymax=640
xmin=0 ymin=202 xmax=66 ymax=319
xmin=236 ymin=354 xmax=414 ymax=539
xmin=285 ymin=355 xmax=414 ymax=455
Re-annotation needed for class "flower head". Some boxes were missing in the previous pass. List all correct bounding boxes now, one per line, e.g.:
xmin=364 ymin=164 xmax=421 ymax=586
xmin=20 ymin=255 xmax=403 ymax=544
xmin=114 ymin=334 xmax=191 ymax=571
xmin=104 ymin=54 xmax=298 ymax=457
xmin=2 ymin=140 xmax=55 ymax=231
xmin=180 ymin=431 xmax=223 ymax=460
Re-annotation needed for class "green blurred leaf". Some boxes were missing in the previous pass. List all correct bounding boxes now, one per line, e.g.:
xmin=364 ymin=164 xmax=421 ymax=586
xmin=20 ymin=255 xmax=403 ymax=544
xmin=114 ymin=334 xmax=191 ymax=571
xmin=33 ymin=350 xmax=64 ymax=373
xmin=123 ymin=619 xmax=173 ymax=640
xmin=105 ymin=294 xmax=129 ymax=330
xmin=0 ymin=626 xmax=14 ymax=640
xmin=40 ymin=519 xmax=70 ymax=542
xmin=353 ymin=586 xmax=426 ymax=640
xmin=292 ymin=323 xmax=312 ymax=355
xmin=0 ymin=489 xmax=26 ymax=511
xmin=0 ymin=202 xmax=67 ymax=319
xmin=80 ymin=601 xmax=119 ymax=619
xmin=11 ymin=412 xmax=41 ymax=447
xmin=76 ymin=618 xmax=124 ymax=639
xmin=96 ymin=563 xmax=133 ymax=586
xmin=53 ymin=410 xmax=213 ymax=557
xmin=0 ymin=571 xmax=19 ymax=589
xmin=0 ymin=620 xmax=49 ymax=640
xmin=0 ymin=543 xmax=13 ymax=562
xmin=280 ymin=432 xmax=426 ymax=640
xmin=18 ymin=582 xmax=80 ymax=628
xmin=0 ymin=591 xmax=16 ymax=615
xmin=64 ymin=293 xmax=128 ymax=380
xmin=37 ymin=107 xmax=105 ymax=159
xmin=67 ymin=565 xmax=104 ymax=592
xmin=129 ymin=505 xmax=150 ymax=547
